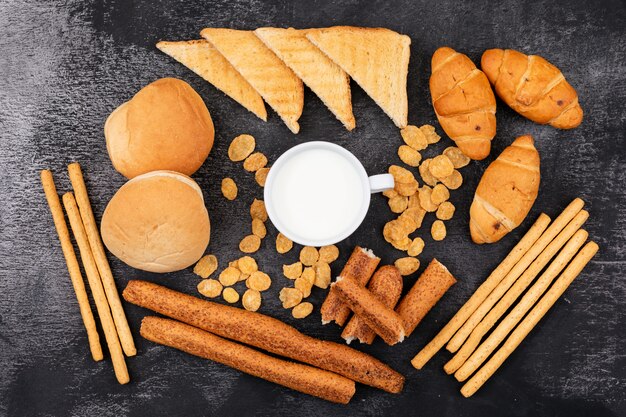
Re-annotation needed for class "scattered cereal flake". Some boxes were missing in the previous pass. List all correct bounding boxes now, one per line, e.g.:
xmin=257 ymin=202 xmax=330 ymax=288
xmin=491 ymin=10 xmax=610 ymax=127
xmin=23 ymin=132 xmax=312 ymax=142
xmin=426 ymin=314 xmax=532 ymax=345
xmin=228 ymin=134 xmax=255 ymax=161
xmin=283 ymin=262 xmax=303 ymax=279
xmin=219 ymin=267 xmax=241 ymax=286
xmin=383 ymin=220 xmax=406 ymax=243
xmin=243 ymin=152 xmax=268 ymax=172
xmin=429 ymin=155 xmax=455 ymax=179
xmin=292 ymin=302 xmax=313 ymax=319
xmin=443 ymin=146 xmax=470 ymax=168
xmin=437 ymin=201 xmax=456 ymax=220
xmin=395 ymin=257 xmax=420 ymax=276
xmin=239 ymin=235 xmax=261 ymax=253
xmin=440 ymin=170 xmax=463 ymax=190
xmin=237 ymin=256 xmax=258 ymax=275
xmin=255 ymin=167 xmax=270 ymax=187
xmin=300 ymin=267 xmax=315 ymax=283
xmin=247 ymin=271 xmax=271 ymax=291
xmin=300 ymin=246 xmax=319 ymax=266
xmin=419 ymin=159 xmax=439 ymax=186
xmin=221 ymin=178 xmax=238 ymax=200
xmin=250 ymin=199 xmax=268 ymax=222
xmin=396 ymin=212 xmax=418 ymax=234
xmin=251 ymin=218 xmax=267 ymax=238
xmin=431 ymin=184 xmax=450 ymax=205
xmin=242 ymin=289 xmax=261 ymax=311
xmin=418 ymin=186 xmax=438 ymax=212
xmin=314 ymin=262 xmax=331 ymax=289
xmin=391 ymin=237 xmax=411 ymax=251
xmin=318 ymin=245 xmax=339 ymax=264
xmin=432 ymin=220 xmax=447 ymax=241
xmin=197 ymin=279 xmax=222 ymax=298
xmin=229 ymin=260 xmax=239 ymax=269
xmin=408 ymin=237 xmax=425 ymax=257
xmin=276 ymin=233 xmax=293 ymax=254
xmin=222 ymin=287 xmax=240 ymax=303
xmin=420 ymin=124 xmax=440 ymax=144
xmin=400 ymin=125 xmax=429 ymax=151
xmin=388 ymin=195 xmax=409 ymax=213
xmin=295 ymin=276 xmax=313 ymax=298
xmin=389 ymin=165 xmax=417 ymax=184
xmin=279 ymin=287 xmax=303 ymax=308
xmin=401 ymin=206 xmax=426 ymax=229
xmin=395 ymin=181 xmax=419 ymax=197
xmin=398 ymin=145 xmax=422 ymax=167
xmin=382 ymin=189 xmax=399 ymax=199
xmin=238 ymin=273 xmax=250 ymax=282
xmin=193 ymin=254 xmax=218 ymax=279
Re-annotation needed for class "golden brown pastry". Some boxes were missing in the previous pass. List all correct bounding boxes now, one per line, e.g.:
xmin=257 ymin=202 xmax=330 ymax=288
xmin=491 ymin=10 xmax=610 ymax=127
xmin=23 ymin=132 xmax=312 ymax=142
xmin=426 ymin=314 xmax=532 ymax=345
xmin=470 ymin=135 xmax=540 ymax=244
xmin=430 ymin=47 xmax=496 ymax=160
xmin=481 ymin=49 xmax=583 ymax=129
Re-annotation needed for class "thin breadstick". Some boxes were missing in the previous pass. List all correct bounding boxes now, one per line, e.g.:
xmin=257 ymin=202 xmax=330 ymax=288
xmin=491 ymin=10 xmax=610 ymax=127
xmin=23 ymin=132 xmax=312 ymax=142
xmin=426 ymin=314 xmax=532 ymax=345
xmin=68 ymin=162 xmax=136 ymax=357
xmin=444 ymin=211 xmax=589 ymax=374
xmin=447 ymin=199 xmax=585 ymax=352
xmin=461 ymin=241 xmax=599 ymax=397
xmin=63 ymin=192 xmax=130 ymax=384
xmin=455 ymin=229 xmax=588 ymax=381
xmin=141 ymin=317 xmax=356 ymax=404
xmin=40 ymin=170 xmax=103 ymax=362
xmin=411 ymin=213 xmax=552 ymax=369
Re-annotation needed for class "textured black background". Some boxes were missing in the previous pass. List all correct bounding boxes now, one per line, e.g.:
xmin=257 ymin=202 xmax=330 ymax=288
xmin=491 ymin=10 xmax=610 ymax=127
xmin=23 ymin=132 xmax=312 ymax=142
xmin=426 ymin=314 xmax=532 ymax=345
xmin=1 ymin=0 xmax=625 ymax=416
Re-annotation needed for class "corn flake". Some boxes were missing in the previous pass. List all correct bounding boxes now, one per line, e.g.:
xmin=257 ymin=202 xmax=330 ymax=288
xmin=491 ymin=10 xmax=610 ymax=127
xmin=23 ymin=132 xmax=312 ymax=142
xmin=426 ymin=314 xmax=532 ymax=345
xmin=250 ymin=199 xmax=268 ymax=222
xmin=314 ymin=262 xmax=331 ymax=289
xmin=283 ymin=262 xmax=303 ymax=279
xmin=237 ymin=256 xmax=258 ymax=275
xmin=440 ymin=170 xmax=463 ymax=190
xmin=239 ymin=235 xmax=261 ymax=253
xmin=318 ymin=245 xmax=339 ymax=264
xmin=221 ymin=178 xmax=238 ymax=201
xmin=255 ymin=167 xmax=270 ymax=187
xmin=228 ymin=134 xmax=255 ymax=162
xmin=300 ymin=246 xmax=319 ymax=266
xmin=437 ymin=201 xmax=456 ymax=220
xmin=247 ymin=271 xmax=271 ymax=291
xmin=295 ymin=276 xmax=313 ymax=298
xmin=279 ymin=287 xmax=303 ymax=308
xmin=193 ymin=254 xmax=218 ymax=279
xmin=300 ymin=267 xmax=315 ymax=283
xmin=395 ymin=257 xmax=420 ymax=276
xmin=408 ymin=237 xmax=425 ymax=257
xmin=219 ymin=267 xmax=241 ymax=286
xmin=222 ymin=287 xmax=240 ymax=303
xmin=243 ymin=152 xmax=268 ymax=172
xmin=418 ymin=186 xmax=439 ymax=212
xmin=420 ymin=124 xmax=441 ymax=144
xmin=197 ymin=279 xmax=222 ymax=298
xmin=400 ymin=125 xmax=429 ymax=151
xmin=276 ymin=233 xmax=293 ymax=254
xmin=429 ymin=155 xmax=455 ymax=179
xmin=292 ymin=302 xmax=313 ymax=319
xmin=398 ymin=145 xmax=422 ymax=167
xmin=388 ymin=195 xmax=409 ymax=213
xmin=443 ymin=146 xmax=470 ymax=168
xmin=251 ymin=218 xmax=267 ymax=238
xmin=431 ymin=184 xmax=450 ymax=205
xmin=419 ymin=159 xmax=439 ymax=186
xmin=242 ymin=289 xmax=261 ymax=311
xmin=432 ymin=220 xmax=447 ymax=241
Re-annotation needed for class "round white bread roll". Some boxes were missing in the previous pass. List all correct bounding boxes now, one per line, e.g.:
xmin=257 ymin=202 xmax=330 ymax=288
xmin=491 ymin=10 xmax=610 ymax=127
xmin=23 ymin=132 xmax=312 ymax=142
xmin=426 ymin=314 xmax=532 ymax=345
xmin=101 ymin=170 xmax=210 ymax=273
xmin=105 ymin=78 xmax=214 ymax=179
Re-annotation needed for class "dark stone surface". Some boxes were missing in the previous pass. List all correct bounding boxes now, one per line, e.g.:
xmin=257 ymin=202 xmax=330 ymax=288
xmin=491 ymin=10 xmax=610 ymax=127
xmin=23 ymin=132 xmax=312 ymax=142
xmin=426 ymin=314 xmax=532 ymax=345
xmin=0 ymin=0 xmax=625 ymax=416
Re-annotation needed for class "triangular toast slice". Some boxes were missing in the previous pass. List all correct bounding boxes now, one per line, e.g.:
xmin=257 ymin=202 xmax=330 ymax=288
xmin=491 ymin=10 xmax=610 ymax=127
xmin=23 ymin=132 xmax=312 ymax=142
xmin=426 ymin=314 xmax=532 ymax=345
xmin=306 ymin=27 xmax=410 ymax=128
xmin=255 ymin=27 xmax=355 ymax=131
xmin=156 ymin=40 xmax=267 ymax=121
xmin=201 ymin=28 xmax=304 ymax=133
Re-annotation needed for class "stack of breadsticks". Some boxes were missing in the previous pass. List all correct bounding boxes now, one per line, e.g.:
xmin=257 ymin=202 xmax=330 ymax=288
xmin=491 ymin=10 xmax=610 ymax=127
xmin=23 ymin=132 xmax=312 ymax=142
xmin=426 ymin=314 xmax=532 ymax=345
xmin=321 ymin=247 xmax=457 ymax=346
xmin=410 ymin=198 xmax=598 ymax=396
xmin=122 ymin=280 xmax=405 ymax=403
xmin=41 ymin=163 xmax=135 ymax=384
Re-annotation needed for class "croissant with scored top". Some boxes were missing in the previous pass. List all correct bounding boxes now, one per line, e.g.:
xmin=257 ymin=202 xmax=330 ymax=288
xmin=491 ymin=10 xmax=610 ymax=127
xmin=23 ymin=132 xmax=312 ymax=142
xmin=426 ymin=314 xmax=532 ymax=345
xmin=481 ymin=49 xmax=583 ymax=129
xmin=430 ymin=47 xmax=497 ymax=161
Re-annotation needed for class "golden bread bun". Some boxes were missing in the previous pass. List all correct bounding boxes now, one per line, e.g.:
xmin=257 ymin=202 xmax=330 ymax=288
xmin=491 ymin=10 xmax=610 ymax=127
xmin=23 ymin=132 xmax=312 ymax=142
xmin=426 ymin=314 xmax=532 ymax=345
xmin=101 ymin=171 xmax=210 ymax=272
xmin=105 ymin=78 xmax=214 ymax=179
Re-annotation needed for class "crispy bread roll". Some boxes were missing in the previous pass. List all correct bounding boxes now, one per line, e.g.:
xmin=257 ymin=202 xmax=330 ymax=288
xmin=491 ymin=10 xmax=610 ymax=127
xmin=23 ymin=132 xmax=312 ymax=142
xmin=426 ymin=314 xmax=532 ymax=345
xmin=123 ymin=280 xmax=405 ymax=393
xmin=470 ymin=135 xmax=540 ymax=244
xmin=481 ymin=49 xmax=583 ymax=129
xmin=101 ymin=171 xmax=210 ymax=272
xmin=141 ymin=317 xmax=355 ymax=404
xmin=430 ymin=47 xmax=496 ymax=160
xmin=105 ymin=78 xmax=214 ymax=179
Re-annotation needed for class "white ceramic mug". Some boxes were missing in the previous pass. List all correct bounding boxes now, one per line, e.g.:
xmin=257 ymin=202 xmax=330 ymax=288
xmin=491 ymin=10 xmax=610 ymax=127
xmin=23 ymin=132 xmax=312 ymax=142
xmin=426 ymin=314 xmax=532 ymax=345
xmin=264 ymin=141 xmax=394 ymax=246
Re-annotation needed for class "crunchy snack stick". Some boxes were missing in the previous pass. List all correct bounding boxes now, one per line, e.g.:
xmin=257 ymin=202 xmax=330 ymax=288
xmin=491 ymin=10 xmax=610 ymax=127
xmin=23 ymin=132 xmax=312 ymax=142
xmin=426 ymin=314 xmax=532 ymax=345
xmin=341 ymin=266 xmax=403 ymax=344
xmin=141 ymin=317 xmax=355 ymax=404
xmin=396 ymin=259 xmax=457 ymax=337
xmin=320 ymin=246 xmax=380 ymax=326
xmin=41 ymin=170 xmax=103 ymax=362
xmin=332 ymin=275 xmax=405 ymax=345
xmin=123 ymin=280 xmax=404 ymax=393
xmin=461 ymin=241 xmax=599 ymax=397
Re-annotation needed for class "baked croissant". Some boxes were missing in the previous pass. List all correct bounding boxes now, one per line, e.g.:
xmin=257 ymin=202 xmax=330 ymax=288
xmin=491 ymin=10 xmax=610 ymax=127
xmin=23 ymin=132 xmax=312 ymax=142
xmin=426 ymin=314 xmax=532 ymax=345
xmin=470 ymin=134 xmax=540 ymax=244
xmin=430 ymin=47 xmax=496 ymax=160
xmin=481 ymin=49 xmax=583 ymax=129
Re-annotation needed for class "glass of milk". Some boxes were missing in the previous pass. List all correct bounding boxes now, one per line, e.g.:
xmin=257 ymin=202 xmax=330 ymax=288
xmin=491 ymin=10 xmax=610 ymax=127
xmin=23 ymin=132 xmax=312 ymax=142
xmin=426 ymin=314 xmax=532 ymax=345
xmin=264 ymin=142 xmax=394 ymax=246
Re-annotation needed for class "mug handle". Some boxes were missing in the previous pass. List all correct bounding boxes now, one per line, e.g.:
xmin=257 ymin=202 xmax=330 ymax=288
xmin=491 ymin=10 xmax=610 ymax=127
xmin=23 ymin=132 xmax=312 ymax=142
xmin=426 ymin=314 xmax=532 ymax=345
xmin=368 ymin=174 xmax=395 ymax=193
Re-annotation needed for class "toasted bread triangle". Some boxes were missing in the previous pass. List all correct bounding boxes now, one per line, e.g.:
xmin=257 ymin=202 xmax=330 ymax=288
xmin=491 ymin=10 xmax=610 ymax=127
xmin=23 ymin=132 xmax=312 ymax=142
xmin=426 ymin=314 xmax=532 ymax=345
xmin=201 ymin=28 xmax=304 ymax=133
xmin=156 ymin=40 xmax=267 ymax=121
xmin=255 ymin=27 xmax=356 ymax=131
xmin=306 ymin=27 xmax=410 ymax=128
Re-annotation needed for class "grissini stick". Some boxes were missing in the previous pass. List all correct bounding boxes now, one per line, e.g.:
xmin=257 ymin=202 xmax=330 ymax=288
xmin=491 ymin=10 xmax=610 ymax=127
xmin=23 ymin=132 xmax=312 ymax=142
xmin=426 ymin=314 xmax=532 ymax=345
xmin=455 ymin=229 xmax=588 ymax=381
xmin=461 ymin=241 xmax=599 ymax=397
xmin=332 ymin=275 xmax=405 ymax=345
xmin=444 ymin=211 xmax=588 ymax=374
xmin=67 ymin=162 xmax=136 ymax=357
xmin=411 ymin=213 xmax=551 ymax=369
xmin=40 ymin=170 xmax=103 ymax=362
xmin=321 ymin=246 xmax=380 ymax=326
xmin=141 ymin=317 xmax=356 ymax=404
xmin=63 ymin=192 xmax=129 ymax=384
xmin=396 ymin=259 xmax=457 ymax=337
xmin=123 ymin=280 xmax=404 ymax=393
xmin=447 ymin=199 xmax=585 ymax=352
xmin=341 ymin=266 xmax=403 ymax=345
